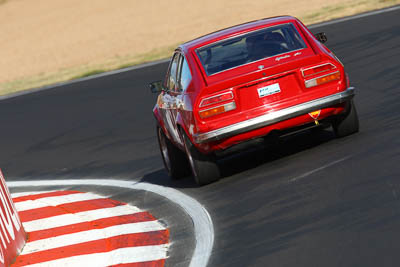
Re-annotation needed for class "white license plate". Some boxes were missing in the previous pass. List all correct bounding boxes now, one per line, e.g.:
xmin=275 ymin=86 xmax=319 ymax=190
xmin=257 ymin=83 xmax=281 ymax=98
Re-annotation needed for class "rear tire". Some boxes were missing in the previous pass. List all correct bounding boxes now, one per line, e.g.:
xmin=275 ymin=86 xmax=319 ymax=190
xmin=333 ymin=100 xmax=359 ymax=137
xmin=157 ymin=126 xmax=190 ymax=179
xmin=181 ymin=131 xmax=220 ymax=185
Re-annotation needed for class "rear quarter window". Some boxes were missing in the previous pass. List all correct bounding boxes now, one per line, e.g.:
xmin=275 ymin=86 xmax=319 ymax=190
xmin=197 ymin=23 xmax=307 ymax=76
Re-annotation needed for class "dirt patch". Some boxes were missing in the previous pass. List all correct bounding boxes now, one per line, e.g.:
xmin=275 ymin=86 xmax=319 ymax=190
xmin=0 ymin=0 xmax=399 ymax=94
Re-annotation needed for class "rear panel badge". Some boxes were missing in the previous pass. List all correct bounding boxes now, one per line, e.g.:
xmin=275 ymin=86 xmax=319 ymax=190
xmin=257 ymin=83 xmax=281 ymax=98
xmin=308 ymin=110 xmax=321 ymax=119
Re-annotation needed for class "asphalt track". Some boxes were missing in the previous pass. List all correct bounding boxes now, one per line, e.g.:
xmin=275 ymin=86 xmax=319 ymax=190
xmin=1 ymin=7 xmax=400 ymax=267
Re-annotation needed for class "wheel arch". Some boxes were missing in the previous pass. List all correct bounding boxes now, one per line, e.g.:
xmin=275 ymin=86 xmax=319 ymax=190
xmin=153 ymin=105 xmax=171 ymax=141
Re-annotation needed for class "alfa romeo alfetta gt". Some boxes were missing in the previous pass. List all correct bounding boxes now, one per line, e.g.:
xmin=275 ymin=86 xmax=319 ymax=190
xmin=151 ymin=16 xmax=359 ymax=185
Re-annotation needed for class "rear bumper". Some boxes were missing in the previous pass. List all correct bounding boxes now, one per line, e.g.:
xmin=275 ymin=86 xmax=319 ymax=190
xmin=194 ymin=87 xmax=355 ymax=144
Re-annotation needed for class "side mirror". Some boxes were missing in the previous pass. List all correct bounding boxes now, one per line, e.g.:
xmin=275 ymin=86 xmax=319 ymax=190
xmin=314 ymin=32 xmax=327 ymax=43
xmin=149 ymin=80 xmax=165 ymax=93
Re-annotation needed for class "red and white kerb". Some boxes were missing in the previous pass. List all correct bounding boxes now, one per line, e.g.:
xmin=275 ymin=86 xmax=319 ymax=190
xmin=11 ymin=190 xmax=169 ymax=267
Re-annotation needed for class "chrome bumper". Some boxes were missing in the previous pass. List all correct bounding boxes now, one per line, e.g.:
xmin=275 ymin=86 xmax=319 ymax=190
xmin=194 ymin=87 xmax=355 ymax=144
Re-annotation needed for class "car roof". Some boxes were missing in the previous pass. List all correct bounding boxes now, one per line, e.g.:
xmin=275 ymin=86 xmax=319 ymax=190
xmin=180 ymin=16 xmax=299 ymax=52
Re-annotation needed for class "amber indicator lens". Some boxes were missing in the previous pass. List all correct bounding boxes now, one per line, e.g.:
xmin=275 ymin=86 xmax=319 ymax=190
xmin=199 ymin=102 xmax=236 ymax=119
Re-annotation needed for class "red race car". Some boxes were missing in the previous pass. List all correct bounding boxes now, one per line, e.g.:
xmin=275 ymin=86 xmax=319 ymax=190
xmin=151 ymin=16 xmax=359 ymax=185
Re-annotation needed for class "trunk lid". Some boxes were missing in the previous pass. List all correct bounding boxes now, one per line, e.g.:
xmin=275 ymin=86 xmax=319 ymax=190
xmin=202 ymin=52 xmax=323 ymax=113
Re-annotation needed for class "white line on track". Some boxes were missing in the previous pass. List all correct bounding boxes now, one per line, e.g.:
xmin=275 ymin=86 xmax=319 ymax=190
xmin=289 ymin=155 xmax=352 ymax=182
xmin=23 ymin=244 xmax=169 ymax=267
xmin=21 ymin=221 xmax=166 ymax=255
xmin=8 ymin=179 xmax=214 ymax=267
xmin=23 ymin=204 xmax=141 ymax=232
xmin=15 ymin=192 xmax=105 ymax=211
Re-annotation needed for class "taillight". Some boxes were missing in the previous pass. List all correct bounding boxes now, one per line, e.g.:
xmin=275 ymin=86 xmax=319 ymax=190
xmin=199 ymin=91 xmax=233 ymax=107
xmin=199 ymin=102 xmax=236 ymax=119
xmin=302 ymin=63 xmax=336 ymax=78
xmin=198 ymin=91 xmax=236 ymax=119
xmin=305 ymin=71 xmax=340 ymax=88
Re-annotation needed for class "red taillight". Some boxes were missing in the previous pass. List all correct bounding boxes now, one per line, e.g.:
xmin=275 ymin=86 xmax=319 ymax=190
xmin=302 ymin=63 xmax=336 ymax=78
xmin=199 ymin=91 xmax=234 ymax=107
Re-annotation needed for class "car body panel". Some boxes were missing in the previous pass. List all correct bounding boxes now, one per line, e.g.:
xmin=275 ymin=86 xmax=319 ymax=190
xmin=152 ymin=16 xmax=354 ymax=154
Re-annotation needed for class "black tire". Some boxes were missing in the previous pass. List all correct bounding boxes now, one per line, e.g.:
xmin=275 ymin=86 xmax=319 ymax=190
xmin=333 ymin=100 xmax=359 ymax=137
xmin=181 ymin=131 xmax=220 ymax=185
xmin=157 ymin=126 xmax=190 ymax=179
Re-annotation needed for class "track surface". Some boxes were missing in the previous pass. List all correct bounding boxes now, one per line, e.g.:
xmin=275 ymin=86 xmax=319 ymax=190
xmin=1 ymin=8 xmax=400 ymax=267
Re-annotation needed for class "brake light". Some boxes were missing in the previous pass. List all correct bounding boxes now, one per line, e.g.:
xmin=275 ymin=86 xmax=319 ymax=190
xmin=302 ymin=63 xmax=336 ymax=77
xmin=199 ymin=102 xmax=236 ymax=119
xmin=199 ymin=91 xmax=233 ymax=107
xmin=305 ymin=71 xmax=340 ymax=88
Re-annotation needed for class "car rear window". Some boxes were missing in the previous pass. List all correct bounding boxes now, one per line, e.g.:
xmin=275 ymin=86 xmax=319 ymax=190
xmin=196 ymin=23 xmax=307 ymax=76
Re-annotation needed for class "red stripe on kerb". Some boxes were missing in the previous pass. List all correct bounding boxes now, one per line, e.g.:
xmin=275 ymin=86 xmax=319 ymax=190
xmin=110 ymin=259 xmax=165 ymax=267
xmin=29 ymin=212 xmax=156 ymax=242
xmin=12 ymin=190 xmax=83 ymax=203
xmin=19 ymin=198 xmax=125 ymax=222
xmin=13 ymin=230 xmax=169 ymax=266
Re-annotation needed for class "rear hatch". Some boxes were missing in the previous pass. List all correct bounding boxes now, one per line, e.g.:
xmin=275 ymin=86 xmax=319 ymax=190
xmin=235 ymin=55 xmax=317 ymax=114
xmin=194 ymin=22 xmax=342 ymax=131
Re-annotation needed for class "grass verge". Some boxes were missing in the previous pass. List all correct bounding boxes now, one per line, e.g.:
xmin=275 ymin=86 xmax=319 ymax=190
xmin=0 ymin=43 xmax=179 ymax=96
xmin=303 ymin=0 xmax=398 ymax=23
